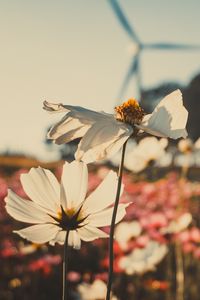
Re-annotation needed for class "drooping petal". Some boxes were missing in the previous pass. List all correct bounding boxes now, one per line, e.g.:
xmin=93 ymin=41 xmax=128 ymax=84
xmin=49 ymin=230 xmax=81 ymax=249
xmin=49 ymin=230 xmax=66 ymax=245
xmin=14 ymin=224 xmax=59 ymax=244
xmin=47 ymin=115 xmax=90 ymax=144
xmin=87 ymin=204 xmax=128 ymax=227
xmin=61 ymin=161 xmax=88 ymax=209
xmin=5 ymin=190 xmax=54 ymax=224
xmin=83 ymin=170 xmax=122 ymax=214
xmin=137 ymin=90 xmax=188 ymax=139
xmin=45 ymin=103 xmax=111 ymax=144
xmin=62 ymin=105 xmax=109 ymax=123
xmin=68 ymin=231 xmax=81 ymax=249
xmin=43 ymin=101 xmax=69 ymax=113
xmin=75 ymin=118 xmax=133 ymax=163
xmin=20 ymin=167 xmax=60 ymax=215
xmin=77 ymin=225 xmax=108 ymax=241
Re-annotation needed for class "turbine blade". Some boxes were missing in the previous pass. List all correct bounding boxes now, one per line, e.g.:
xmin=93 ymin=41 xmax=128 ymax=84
xmin=145 ymin=42 xmax=200 ymax=50
xmin=108 ymin=0 xmax=140 ymax=44
xmin=118 ymin=56 xmax=139 ymax=99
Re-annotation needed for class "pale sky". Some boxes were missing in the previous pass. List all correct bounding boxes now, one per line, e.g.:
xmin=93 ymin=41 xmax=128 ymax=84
xmin=1 ymin=0 xmax=200 ymax=161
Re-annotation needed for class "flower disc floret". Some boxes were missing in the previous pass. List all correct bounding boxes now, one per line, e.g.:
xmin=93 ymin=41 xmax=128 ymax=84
xmin=52 ymin=205 xmax=88 ymax=231
xmin=115 ymin=99 xmax=145 ymax=126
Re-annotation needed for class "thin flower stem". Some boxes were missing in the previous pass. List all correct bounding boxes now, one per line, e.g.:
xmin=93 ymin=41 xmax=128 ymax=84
xmin=175 ymin=242 xmax=184 ymax=300
xmin=62 ymin=230 xmax=70 ymax=300
xmin=106 ymin=141 xmax=128 ymax=300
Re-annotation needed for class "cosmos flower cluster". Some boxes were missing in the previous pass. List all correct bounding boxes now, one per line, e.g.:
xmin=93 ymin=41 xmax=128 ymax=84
xmin=3 ymin=90 xmax=190 ymax=299
xmin=5 ymin=89 xmax=188 ymax=249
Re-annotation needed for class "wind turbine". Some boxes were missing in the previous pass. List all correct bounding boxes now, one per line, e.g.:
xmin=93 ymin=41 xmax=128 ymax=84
xmin=108 ymin=0 xmax=200 ymax=101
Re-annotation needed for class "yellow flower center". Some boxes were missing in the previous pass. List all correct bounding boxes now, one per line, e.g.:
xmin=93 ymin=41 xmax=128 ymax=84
xmin=58 ymin=208 xmax=84 ymax=222
xmin=115 ymin=98 xmax=145 ymax=126
xmin=53 ymin=206 xmax=88 ymax=230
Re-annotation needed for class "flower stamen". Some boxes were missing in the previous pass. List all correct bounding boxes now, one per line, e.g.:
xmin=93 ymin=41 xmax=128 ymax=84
xmin=50 ymin=205 xmax=89 ymax=231
xmin=115 ymin=99 xmax=145 ymax=126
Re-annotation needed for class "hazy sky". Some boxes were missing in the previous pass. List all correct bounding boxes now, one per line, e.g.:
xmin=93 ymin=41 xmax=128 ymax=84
xmin=1 ymin=0 xmax=200 ymax=160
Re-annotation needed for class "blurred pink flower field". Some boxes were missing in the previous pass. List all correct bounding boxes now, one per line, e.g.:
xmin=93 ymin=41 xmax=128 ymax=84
xmin=1 ymin=161 xmax=200 ymax=300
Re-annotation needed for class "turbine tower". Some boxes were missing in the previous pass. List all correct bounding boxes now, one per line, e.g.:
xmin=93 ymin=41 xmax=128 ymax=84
xmin=108 ymin=0 xmax=200 ymax=102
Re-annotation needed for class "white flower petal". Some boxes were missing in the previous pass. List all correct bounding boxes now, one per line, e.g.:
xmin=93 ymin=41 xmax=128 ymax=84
xmin=14 ymin=224 xmax=59 ymax=244
xmin=63 ymin=105 xmax=109 ymax=123
xmin=20 ymin=167 xmax=60 ymax=214
xmin=115 ymin=221 xmax=142 ymax=250
xmin=47 ymin=106 xmax=114 ymax=145
xmin=195 ymin=138 xmax=200 ymax=149
xmin=49 ymin=230 xmax=81 ymax=249
xmin=119 ymin=241 xmax=168 ymax=275
xmin=49 ymin=230 xmax=66 ymax=245
xmin=78 ymin=280 xmax=108 ymax=300
xmin=161 ymin=213 xmax=192 ymax=234
xmin=61 ymin=161 xmax=88 ymax=209
xmin=109 ymin=139 xmax=137 ymax=167
xmin=43 ymin=101 xmax=69 ymax=113
xmin=68 ymin=231 xmax=81 ymax=249
xmin=5 ymin=190 xmax=53 ymax=224
xmin=124 ymin=137 xmax=167 ymax=172
xmin=159 ymin=138 xmax=168 ymax=149
xmin=48 ymin=115 xmax=90 ymax=144
xmin=75 ymin=118 xmax=133 ymax=163
xmin=77 ymin=225 xmax=108 ymax=241
xmin=88 ymin=204 xmax=128 ymax=227
xmin=125 ymin=155 xmax=147 ymax=172
xmin=83 ymin=170 xmax=122 ymax=214
xmin=137 ymin=90 xmax=188 ymax=139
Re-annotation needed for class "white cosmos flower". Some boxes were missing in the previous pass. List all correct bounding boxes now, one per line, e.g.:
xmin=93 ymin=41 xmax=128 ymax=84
xmin=108 ymin=140 xmax=137 ymax=167
xmin=175 ymin=138 xmax=200 ymax=167
xmin=124 ymin=137 xmax=168 ymax=172
xmin=178 ymin=138 xmax=200 ymax=153
xmin=119 ymin=241 xmax=168 ymax=275
xmin=5 ymin=161 xmax=128 ymax=249
xmin=115 ymin=221 xmax=142 ymax=250
xmin=78 ymin=279 xmax=118 ymax=300
xmin=43 ymin=90 xmax=188 ymax=163
xmin=161 ymin=213 xmax=192 ymax=234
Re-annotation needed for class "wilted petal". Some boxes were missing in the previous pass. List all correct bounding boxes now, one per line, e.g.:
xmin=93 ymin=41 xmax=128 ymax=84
xmin=43 ymin=101 xmax=69 ymax=113
xmin=44 ymin=103 xmax=111 ymax=146
xmin=88 ymin=204 xmax=128 ymax=227
xmin=137 ymin=90 xmax=188 ymax=139
xmin=83 ymin=170 xmax=121 ymax=214
xmin=48 ymin=115 xmax=90 ymax=144
xmin=63 ymin=105 xmax=108 ymax=123
xmin=75 ymin=118 xmax=133 ymax=163
xmin=21 ymin=167 xmax=60 ymax=214
xmin=14 ymin=224 xmax=59 ymax=243
xmin=77 ymin=225 xmax=108 ymax=241
xmin=61 ymin=161 xmax=88 ymax=209
xmin=5 ymin=190 xmax=53 ymax=224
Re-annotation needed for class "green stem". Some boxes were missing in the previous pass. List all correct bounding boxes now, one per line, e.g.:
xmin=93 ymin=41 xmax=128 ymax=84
xmin=62 ymin=230 xmax=70 ymax=300
xmin=106 ymin=141 xmax=128 ymax=300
